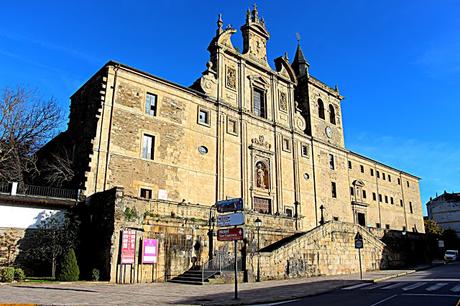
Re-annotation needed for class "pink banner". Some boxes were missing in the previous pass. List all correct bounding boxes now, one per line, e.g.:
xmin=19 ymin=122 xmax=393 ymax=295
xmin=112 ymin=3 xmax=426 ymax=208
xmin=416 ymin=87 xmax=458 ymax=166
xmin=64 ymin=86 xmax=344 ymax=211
xmin=121 ymin=230 xmax=136 ymax=264
xmin=143 ymin=239 xmax=158 ymax=264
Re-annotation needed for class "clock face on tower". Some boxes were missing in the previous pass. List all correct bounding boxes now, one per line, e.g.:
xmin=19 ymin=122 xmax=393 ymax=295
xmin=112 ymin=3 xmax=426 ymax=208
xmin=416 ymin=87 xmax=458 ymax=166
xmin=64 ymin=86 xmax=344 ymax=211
xmin=325 ymin=126 xmax=333 ymax=139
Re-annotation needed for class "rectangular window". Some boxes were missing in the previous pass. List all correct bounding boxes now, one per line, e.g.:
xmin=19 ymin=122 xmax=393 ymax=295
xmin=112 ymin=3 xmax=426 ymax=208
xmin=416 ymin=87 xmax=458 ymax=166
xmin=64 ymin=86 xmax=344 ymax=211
xmin=390 ymin=197 xmax=394 ymax=204
xmin=385 ymin=195 xmax=388 ymax=203
xmin=409 ymin=202 xmax=413 ymax=213
xmin=254 ymin=197 xmax=271 ymax=214
xmin=373 ymin=192 xmax=376 ymax=201
xmin=407 ymin=181 xmax=410 ymax=187
xmin=282 ymin=137 xmax=291 ymax=152
xmin=385 ymin=224 xmax=390 ymax=230
xmin=377 ymin=171 xmax=380 ymax=178
xmin=376 ymin=223 xmax=381 ymax=229
xmin=227 ymin=118 xmax=238 ymax=135
xmin=400 ymin=199 xmax=403 ymax=207
xmin=140 ymin=188 xmax=152 ymax=199
xmin=253 ymin=88 xmax=266 ymax=118
xmin=348 ymin=161 xmax=352 ymax=169
xmin=398 ymin=178 xmax=401 ymax=185
xmin=360 ymin=165 xmax=364 ymax=173
xmin=333 ymin=216 xmax=339 ymax=221
xmin=198 ymin=108 xmax=210 ymax=126
xmin=301 ymin=144 xmax=309 ymax=157
xmin=329 ymin=154 xmax=335 ymax=170
xmin=285 ymin=208 xmax=293 ymax=217
xmin=382 ymin=173 xmax=386 ymax=180
xmin=350 ymin=187 xmax=354 ymax=196
xmin=363 ymin=190 xmax=367 ymax=199
xmin=331 ymin=182 xmax=337 ymax=198
xmin=370 ymin=169 xmax=374 ymax=176
xmin=379 ymin=194 xmax=382 ymax=202
xmin=142 ymin=134 xmax=155 ymax=160
xmin=388 ymin=175 xmax=391 ymax=182
xmin=145 ymin=93 xmax=157 ymax=116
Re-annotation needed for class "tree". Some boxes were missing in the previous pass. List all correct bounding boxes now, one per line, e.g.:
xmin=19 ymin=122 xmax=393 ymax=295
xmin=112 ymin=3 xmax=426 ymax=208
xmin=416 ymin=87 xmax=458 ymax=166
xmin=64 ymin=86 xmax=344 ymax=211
xmin=0 ymin=86 xmax=62 ymax=183
xmin=58 ymin=248 xmax=79 ymax=281
xmin=424 ymin=219 xmax=443 ymax=236
xmin=25 ymin=211 xmax=79 ymax=278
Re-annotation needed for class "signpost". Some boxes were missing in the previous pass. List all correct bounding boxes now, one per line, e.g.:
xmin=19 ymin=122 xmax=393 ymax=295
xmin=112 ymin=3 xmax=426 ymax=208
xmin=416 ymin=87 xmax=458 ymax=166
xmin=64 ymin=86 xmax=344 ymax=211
xmin=121 ymin=230 xmax=136 ymax=264
xmin=217 ymin=212 xmax=245 ymax=227
xmin=142 ymin=239 xmax=158 ymax=264
xmin=355 ymin=232 xmax=363 ymax=280
xmin=216 ymin=198 xmax=243 ymax=213
xmin=215 ymin=198 xmax=244 ymax=300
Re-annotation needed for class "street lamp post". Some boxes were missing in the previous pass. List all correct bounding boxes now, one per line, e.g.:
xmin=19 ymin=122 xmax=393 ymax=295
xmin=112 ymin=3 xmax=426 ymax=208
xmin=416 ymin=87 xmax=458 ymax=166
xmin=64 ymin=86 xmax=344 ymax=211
xmin=319 ymin=205 xmax=325 ymax=225
xmin=255 ymin=217 xmax=262 ymax=282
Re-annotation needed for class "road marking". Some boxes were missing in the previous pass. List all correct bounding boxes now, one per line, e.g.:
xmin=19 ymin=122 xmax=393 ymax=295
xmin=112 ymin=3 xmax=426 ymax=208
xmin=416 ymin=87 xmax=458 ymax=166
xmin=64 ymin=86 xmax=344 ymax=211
xmin=403 ymin=293 xmax=460 ymax=298
xmin=426 ymin=282 xmax=448 ymax=291
xmin=251 ymin=300 xmax=301 ymax=306
xmin=342 ymin=283 xmax=372 ymax=290
xmin=451 ymin=284 xmax=460 ymax=292
xmin=363 ymin=283 xmax=391 ymax=290
xmin=368 ymin=294 xmax=398 ymax=306
xmin=381 ymin=282 xmax=405 ymax=289
xmin=402 ymin=282 xmax=427 ymax=291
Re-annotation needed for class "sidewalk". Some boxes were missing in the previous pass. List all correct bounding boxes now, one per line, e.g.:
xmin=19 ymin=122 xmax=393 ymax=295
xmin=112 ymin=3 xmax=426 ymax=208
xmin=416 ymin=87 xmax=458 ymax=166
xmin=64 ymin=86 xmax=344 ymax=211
xmin=0 ymin=264 xmax=440 ymax=305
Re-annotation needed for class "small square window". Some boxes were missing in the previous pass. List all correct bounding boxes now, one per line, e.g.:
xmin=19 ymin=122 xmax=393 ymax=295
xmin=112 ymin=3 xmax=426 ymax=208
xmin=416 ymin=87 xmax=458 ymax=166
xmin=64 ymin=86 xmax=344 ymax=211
xmin=329 ymin=154 xmax=335 ymax=170
xmin=376 ymin=223 xmax=381 ymax=229
xmin=385 ymin=224 xmax=390 ymax=230
xmin=140 ymin=188 xmax=152 ymax=199
xmin=198 ymin=107 xmax=210 ymax=126
xmin=145 ymin=93 xmax=157 ymax=116
xmin=227 ymin=118 xmax=238 ymax=135
xmin=301 ymin=144 xmax=309 ymax=157
xmin=331 ymin=182 xmax=337 ymax=198
xmin=282 ymin=137 xmax=291 ymax=152
xmin=348 ymin=161 xmax=352 ymax=169
xmin=333 ymin=216 xmax=339 ymax=221
xmin=360 ymin=165 xmax=364 ymax=173
xmin=285 ymin=208 xmax=293 ymax=217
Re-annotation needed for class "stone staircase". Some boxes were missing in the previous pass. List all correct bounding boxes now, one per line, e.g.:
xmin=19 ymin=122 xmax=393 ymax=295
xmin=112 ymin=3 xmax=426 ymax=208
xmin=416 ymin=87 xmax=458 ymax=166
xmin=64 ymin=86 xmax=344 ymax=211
xmin=168 ymin=267 xmax=220 ymax=285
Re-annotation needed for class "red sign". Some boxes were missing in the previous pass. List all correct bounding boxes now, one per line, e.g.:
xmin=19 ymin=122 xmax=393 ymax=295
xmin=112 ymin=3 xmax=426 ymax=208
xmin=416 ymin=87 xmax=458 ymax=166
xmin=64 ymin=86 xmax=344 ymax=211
xmin=217 ymin=227 xmax=244 ymax=241
xmin=121 ymin=230 xmax=136 ymax=264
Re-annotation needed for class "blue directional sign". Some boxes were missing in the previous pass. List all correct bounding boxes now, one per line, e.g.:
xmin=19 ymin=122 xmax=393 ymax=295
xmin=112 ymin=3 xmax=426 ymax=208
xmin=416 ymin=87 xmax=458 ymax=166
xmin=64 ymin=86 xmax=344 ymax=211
xmin=216 ymin=198 xmax=243 ymax=213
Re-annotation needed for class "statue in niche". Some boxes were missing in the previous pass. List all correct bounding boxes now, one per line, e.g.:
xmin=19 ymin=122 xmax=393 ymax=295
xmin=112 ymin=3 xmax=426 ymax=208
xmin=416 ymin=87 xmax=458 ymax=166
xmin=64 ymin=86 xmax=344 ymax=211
xmin=256 ymin=161 xmax=269 ymax=189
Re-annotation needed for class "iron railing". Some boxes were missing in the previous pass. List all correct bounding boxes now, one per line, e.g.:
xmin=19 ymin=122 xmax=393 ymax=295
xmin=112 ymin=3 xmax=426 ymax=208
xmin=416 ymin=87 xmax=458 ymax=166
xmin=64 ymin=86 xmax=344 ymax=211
xmin=0 ymin=182 xmax=79 ymax=200
xmin=201 ymin=252 xmax=242 ymax=282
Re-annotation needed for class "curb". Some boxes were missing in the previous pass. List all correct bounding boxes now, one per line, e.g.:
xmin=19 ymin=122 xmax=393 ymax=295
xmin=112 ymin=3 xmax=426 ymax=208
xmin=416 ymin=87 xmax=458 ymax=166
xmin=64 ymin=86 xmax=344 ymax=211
xmin=372 ymin=263 xmax=444 ymax=283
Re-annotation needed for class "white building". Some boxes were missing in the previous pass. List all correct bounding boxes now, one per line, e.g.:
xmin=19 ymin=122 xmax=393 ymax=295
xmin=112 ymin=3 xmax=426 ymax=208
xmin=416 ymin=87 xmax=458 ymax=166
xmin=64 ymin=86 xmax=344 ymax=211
xmin=427 ymin=191 xmax=460 ymax=236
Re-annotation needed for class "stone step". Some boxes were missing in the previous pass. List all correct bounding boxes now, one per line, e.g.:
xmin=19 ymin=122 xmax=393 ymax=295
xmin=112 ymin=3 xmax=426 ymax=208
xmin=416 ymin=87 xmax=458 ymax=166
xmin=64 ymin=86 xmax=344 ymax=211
xmin=168 ymin=278 xmax=204 ymax=285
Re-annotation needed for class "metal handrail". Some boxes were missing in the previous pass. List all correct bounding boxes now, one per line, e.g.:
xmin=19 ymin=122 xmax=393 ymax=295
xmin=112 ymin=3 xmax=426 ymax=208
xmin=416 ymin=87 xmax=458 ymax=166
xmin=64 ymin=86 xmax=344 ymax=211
xmin=201 ymin=253 xmax=242 ymax=282
xmin=0 ymin=182 xmax=79 ymax=200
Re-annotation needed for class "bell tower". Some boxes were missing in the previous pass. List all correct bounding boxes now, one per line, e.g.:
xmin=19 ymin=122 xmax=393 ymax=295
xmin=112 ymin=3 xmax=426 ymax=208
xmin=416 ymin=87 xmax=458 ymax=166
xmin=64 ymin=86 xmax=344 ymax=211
xmin=241 ymin=4 xmax=270 ymax=65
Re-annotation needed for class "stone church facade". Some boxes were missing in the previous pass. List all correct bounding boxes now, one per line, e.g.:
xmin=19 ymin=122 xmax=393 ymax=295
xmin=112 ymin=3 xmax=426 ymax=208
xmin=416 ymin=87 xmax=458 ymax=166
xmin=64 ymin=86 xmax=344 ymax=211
xmin=66 ymin=6 xmax=423 ymax=234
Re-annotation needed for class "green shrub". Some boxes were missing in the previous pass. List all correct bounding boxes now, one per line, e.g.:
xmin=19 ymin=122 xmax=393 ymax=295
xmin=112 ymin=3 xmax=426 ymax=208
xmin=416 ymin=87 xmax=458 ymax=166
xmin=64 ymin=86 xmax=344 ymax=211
xmin=91 ymin=268 xmax=100 ymax=281
xmin=14 ymin=268 xmax=25 ymax=281
xmin=0 ymin=267 xmax=15 ymax=282
xmin=58 ymin=248 xmax=80 ymax=281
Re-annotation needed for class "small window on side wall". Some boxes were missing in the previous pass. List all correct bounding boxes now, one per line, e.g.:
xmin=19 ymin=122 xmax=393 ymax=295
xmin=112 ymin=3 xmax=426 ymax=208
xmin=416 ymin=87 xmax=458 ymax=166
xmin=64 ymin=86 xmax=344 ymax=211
xmin=253 ymin=87 xmax=266 ymax=118
xmin=318 ymin=99 xmax=325 ymax=119
xmin=285 ymin=208 xmax=293 ymax=217
xmin=140 ymin=188 xmax=152 ymax=199
xmin=145 ymin=93 xmax=157 ymax=116
xmin=282 ymin=137 xmax=291 ymax=152
xmin=329 ymin=104 xmax=336 ymax=125
xmin=142 ymin=134 xmax=155 ymax=160
xmin=227 ymin=118 xmax=238 ymax=135
xmin=198 ymin=107 xmax=210 ymax=126
xmin=301 ymin=144 xmax=309 ymax=158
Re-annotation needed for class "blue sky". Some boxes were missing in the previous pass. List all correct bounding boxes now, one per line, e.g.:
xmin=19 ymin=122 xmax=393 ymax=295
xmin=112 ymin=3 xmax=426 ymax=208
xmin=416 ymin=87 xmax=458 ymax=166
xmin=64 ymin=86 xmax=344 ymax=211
xmin=1 ymin=1 xmax=459 ymax=215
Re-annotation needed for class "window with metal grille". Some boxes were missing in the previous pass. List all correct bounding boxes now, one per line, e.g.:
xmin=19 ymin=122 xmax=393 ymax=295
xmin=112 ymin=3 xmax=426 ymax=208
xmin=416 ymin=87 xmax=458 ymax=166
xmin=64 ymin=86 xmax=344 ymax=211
xmin=253 ymin=88 xmax=266 ymax=118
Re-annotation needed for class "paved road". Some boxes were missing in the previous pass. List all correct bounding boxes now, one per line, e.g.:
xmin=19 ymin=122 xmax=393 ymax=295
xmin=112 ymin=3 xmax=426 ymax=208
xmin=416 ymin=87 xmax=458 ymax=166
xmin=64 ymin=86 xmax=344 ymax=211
xmin=273 ymin=262 xmax=460 ymax=306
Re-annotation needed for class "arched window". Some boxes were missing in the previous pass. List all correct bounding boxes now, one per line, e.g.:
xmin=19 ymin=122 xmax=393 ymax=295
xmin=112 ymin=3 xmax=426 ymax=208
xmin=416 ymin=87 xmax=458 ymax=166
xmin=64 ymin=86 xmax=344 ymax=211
xmin=318 ymin=99 xmax=325 ymax=119
xmin=329 ymin=104 xmax=336 ymax=124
